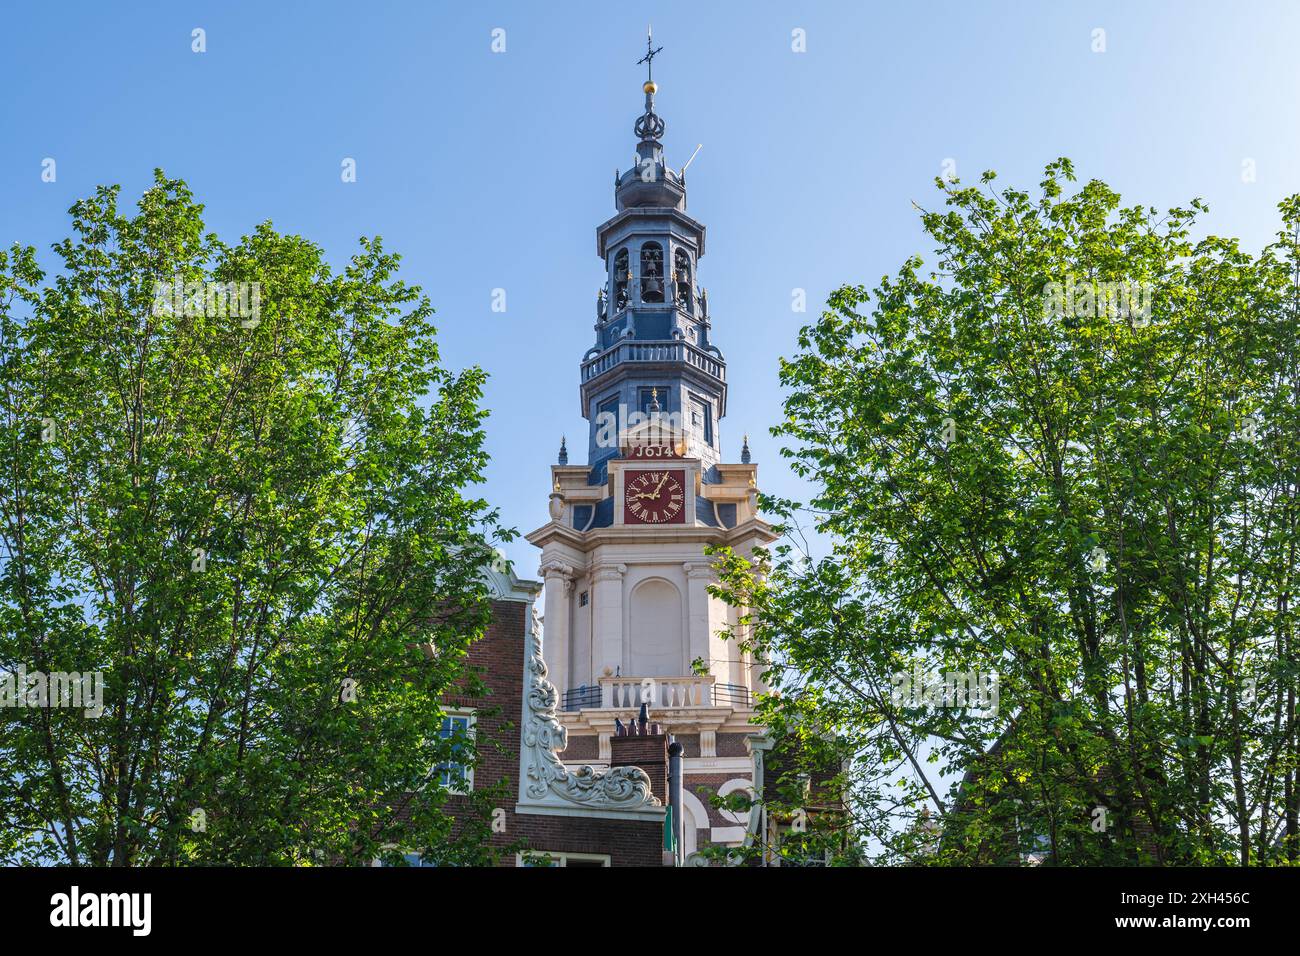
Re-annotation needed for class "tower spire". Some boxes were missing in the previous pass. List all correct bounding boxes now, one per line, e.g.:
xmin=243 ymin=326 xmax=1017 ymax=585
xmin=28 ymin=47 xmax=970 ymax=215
xmin=586 ymin=31 xmax=723 ymax=472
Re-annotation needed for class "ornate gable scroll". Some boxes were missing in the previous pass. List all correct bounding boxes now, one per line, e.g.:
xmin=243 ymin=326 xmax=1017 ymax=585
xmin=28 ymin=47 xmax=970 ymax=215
xmin=521 ymin=606 xmax=660 ymax=809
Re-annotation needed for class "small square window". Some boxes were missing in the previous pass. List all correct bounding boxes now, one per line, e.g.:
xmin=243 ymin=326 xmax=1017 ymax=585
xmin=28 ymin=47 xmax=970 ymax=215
xmin=579 ymin=591 xmax=589 ymax=607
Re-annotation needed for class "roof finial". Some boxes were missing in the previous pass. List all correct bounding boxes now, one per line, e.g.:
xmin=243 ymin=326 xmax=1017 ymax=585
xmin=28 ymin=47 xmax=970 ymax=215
xmin=638 ymin=24 xmax=663 ymax=88
xmin=557 ymin=435 xmax=568 ymax=465
xmin=741 ymin=433 xmax=751 ymax=464
xmin=649 ymin=387 xmax=661 ymax=413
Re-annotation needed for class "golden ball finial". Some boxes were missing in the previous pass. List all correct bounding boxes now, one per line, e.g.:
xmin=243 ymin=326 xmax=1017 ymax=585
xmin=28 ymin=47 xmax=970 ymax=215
xmin=644 ymin=80 xmax=658 ymax=94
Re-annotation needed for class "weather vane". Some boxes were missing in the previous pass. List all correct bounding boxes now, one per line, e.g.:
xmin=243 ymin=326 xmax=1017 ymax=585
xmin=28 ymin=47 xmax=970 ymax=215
xmin=637 ymin=25 xmax=663 ymax=84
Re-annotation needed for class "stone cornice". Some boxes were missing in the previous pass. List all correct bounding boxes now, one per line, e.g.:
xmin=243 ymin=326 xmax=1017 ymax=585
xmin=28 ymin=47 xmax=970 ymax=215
xmin=528 ymin=520 xmax=777 ymax=550
xmin=595 ymin=206 xmax=707 ymax=258
xmin=558 ymin=707 xmax=760 ymax=739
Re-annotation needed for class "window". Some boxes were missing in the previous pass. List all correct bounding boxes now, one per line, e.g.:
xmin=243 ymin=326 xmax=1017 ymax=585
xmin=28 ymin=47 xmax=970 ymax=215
xmin=613 ymin=249 xmax=629 ymax=311
xmin=638 ymin=386 xmax=668 ymax=415
xmin=371 ymin=845 xmax=444 ymax=867
xmin=594 ymin=394 xmax=622 ymax=452
xmin=517 ymin=851 xmax=611 ymax=867
xmin=375 ymin=851 xmax=438 ymax=867
xmin=640 ymin=243 xmax=664 ymax=303
xmin=579 ymin=590 xmax=589 ymax=607
xmin=597 ymin=394 xmax=620 ymax=421
xmin=690 ymin=395 xmax=713 ymax=446
xmin=434 ymin=710 xmax=475 ymax=793
xmin=673 ymin=247 xmax=692 ymax=310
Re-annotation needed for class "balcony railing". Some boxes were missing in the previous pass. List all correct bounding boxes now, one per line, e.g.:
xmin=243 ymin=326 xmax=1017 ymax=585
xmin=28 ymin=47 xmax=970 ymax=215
xmin=562 ymin=684 xmax=602 ymax=712
xmin=712 ymin=682 xmax=752 ymax=708
xmin=581 ymin=339 xmax=725 ymax=384
xmin=560 ymin=676 xmax=755 ymax=713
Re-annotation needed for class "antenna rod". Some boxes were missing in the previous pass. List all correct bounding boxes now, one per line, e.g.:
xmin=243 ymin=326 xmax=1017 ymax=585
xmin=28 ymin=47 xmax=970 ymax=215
xmin=680 ymin=143 xmax=703 ymax=178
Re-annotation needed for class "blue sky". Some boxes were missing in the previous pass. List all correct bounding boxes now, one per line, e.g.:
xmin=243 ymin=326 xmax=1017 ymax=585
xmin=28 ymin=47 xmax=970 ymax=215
xmin=3 ymin=1 xmax=1299 ymax=577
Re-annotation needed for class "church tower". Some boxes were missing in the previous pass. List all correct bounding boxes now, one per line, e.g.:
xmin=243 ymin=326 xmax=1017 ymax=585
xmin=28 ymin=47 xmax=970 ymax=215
xmin=526 ymin=36 xmax=777 ymax=856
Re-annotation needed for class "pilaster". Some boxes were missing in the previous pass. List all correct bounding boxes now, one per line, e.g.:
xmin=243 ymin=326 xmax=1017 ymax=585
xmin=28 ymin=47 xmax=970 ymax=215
xmin=541 ymin=561 xmax=574 ymax=700
xmin=592 ymin=563 xmax=627 ymax=680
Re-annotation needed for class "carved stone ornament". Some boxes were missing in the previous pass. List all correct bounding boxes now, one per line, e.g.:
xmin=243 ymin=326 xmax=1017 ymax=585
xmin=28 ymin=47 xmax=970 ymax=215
xmin=522 ymin=606 xmax=660 ymax=808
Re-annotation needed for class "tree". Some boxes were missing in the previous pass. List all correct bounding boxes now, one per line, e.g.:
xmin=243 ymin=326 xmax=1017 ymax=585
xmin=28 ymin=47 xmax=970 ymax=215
xmin=0 ymin=172 xmax=512 ymax=865
xmin=711 ymin=160 xmax=1300 ymax=865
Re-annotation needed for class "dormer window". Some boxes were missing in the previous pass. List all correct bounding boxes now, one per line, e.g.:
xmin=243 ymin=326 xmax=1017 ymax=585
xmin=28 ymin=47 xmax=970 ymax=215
xmin=613 ymin=249 xmax=629 ymax=311
xmin=640 ymin=243 xmax=664 ymax=303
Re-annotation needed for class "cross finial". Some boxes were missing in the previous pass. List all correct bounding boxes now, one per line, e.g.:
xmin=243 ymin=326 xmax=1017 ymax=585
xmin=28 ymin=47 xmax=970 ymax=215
xmin=637 ymin=25 xmax=663 ymax=84
xmin=632 ymin=29 xmax=666 ymax=147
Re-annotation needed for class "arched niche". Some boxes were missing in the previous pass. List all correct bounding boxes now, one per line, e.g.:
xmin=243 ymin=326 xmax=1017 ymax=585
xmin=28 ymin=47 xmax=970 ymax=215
xmin=628 ymin=577 xmax=684 ymax=676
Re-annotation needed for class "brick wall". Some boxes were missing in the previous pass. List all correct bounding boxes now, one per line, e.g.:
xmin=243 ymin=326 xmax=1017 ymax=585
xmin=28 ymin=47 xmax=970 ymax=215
xmin=716 ymin=733 xmax=751 ymax=757
xmin=579 ymin=731 xmax=752 ymax=760
xmin=436 ymin=598 xmax=664 ymax=867
xmin=557 ymin=734 xmax=600 ymax=761
xmin=611 ymin=732 xmax=668 ymax=803
xmin=670 ymin=732 xmax=701 ymax=756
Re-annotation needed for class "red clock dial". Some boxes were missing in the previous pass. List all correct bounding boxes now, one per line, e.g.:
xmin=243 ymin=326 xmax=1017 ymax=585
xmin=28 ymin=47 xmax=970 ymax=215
xmin=623 ymin=469 xmax=686 ymax=525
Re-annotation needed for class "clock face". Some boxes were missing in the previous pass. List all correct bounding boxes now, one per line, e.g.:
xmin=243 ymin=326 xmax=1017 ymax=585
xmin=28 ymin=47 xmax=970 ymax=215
xmin=623 ymin=469 xmax=687 ymax=525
